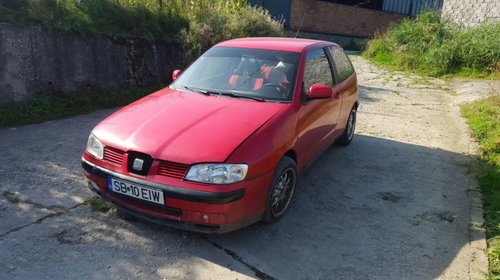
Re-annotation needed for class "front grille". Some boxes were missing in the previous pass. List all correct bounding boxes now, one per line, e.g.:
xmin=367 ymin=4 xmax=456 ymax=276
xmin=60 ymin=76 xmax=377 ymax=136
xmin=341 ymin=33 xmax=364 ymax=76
xmin=127 ymin=151 xmax=153 ymax=176
xmin=103 ymin=147 xmax=124 ymax=165
xmin=158 ymin=160 xmax=189 ymax=179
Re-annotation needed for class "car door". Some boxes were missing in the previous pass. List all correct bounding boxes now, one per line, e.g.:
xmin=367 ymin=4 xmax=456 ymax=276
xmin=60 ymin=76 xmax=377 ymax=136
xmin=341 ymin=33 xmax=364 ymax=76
xmin=295 ymin=47 xmax=341 ymax=169
xmin=326 ymin=45 xmax=357 ymax=136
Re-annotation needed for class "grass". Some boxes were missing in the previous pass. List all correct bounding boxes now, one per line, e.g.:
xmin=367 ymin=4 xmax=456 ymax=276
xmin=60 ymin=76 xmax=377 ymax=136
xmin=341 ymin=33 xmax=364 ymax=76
xmin=461 ymin=96 xmax=500 ymax=277
xmin=0 ymin=0 xmax=279 ymax=45
xmin=2 ymin=191 xmax=21 ymax=204
xmin=0 ymin=87 xmax=157 ymax=127
xmin=0 ymin=0 xmax=283 ymax=57
xmin=0 ymin=0 xmax=190 ymax=42
xmin=84 ymin=196 xmax=112 ymax=213
xmin=364 ymin=11 xmax=500 ymax=78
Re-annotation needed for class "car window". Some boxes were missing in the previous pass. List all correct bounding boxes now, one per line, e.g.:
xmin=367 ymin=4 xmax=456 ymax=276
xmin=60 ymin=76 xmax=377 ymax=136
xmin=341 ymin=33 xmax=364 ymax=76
xmin=171 ymin=47 xmax=300 ymax=102
xmin=303 ymin=48 xmax=334 ymax=94
xmin=328 ymin=46 xmax=354 ymax=82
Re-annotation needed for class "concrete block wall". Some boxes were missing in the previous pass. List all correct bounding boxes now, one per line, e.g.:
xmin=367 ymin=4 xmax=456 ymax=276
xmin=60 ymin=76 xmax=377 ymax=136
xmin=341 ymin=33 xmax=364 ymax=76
xmin=290 ymin=0 xmax=407 ymax=38
xmin=0 ymin=23 xmax=181 ymax=105
xmin=441 ymin=0 xmax=500 ymax=27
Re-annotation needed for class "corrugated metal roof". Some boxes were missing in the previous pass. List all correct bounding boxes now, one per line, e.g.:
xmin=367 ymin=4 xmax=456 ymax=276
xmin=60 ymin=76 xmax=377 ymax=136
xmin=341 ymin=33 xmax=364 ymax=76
xmin=383 ymin=0 xmax=443 ymax=16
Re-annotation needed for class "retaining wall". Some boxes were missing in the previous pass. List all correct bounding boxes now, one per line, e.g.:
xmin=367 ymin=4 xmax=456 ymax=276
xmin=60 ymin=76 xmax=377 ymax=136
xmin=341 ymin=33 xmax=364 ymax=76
xmin=0 ymin=23 xmax=181 ymax=105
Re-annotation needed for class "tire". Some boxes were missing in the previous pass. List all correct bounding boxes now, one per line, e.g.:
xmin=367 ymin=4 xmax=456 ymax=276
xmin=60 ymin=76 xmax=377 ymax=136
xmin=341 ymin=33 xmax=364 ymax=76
xmin=263 ymin=156 xmax=297 ymax=223
xmin=335 ymin=106 xmax=357 ymax=146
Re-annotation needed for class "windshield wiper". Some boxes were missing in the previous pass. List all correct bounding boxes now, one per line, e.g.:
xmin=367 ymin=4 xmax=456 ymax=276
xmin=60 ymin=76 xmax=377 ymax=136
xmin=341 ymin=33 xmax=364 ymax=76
xmin=181 ymin=85 xmax=210 ymax=95
xmin=210 ymin=91 xmax=266 ymax=102
xmin=219 ymin=92 xmax=266 ymax=102
xmin=180 ymin=86 xmax=266 ymax=102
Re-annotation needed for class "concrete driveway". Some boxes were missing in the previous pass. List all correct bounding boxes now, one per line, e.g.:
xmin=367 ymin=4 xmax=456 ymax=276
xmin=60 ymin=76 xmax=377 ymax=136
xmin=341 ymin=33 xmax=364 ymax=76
xmin=0 ymin=56 xmax=488 ymax=279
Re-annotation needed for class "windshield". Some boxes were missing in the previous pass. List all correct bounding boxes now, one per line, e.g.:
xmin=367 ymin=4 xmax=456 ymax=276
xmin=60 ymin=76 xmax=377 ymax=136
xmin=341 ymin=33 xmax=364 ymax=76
xmin=171 ymin=47 xmax=300 ymax=102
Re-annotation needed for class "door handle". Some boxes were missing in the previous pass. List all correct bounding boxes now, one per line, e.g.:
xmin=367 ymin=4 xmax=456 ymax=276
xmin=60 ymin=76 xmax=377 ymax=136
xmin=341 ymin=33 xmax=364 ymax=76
xmin=332 ymin=86 xmax=342 ymax=99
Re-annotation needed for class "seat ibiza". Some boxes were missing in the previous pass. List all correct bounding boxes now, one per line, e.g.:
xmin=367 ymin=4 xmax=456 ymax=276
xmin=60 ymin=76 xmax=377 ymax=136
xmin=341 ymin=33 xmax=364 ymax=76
xmin=82 ymin=37 xmax=358 ymax=233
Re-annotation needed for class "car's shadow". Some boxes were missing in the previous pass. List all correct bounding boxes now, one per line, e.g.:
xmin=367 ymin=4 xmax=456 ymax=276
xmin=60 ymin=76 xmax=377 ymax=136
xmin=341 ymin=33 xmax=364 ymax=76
xmin=0 ymin=113 xmax=480 ymax=279
xmin=204 ymin=134 xmax=478 ymax=279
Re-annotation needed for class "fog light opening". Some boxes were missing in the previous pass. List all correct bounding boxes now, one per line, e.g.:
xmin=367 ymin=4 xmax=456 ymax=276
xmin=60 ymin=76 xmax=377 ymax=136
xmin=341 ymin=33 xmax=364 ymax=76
xmin=88 ymin=180 xmax=100 ymax=192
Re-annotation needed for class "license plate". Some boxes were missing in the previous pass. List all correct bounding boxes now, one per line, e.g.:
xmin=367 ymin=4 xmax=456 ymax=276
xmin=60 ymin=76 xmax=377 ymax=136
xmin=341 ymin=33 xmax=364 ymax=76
xmin=108 ymin=177 xmax=164 ymax=205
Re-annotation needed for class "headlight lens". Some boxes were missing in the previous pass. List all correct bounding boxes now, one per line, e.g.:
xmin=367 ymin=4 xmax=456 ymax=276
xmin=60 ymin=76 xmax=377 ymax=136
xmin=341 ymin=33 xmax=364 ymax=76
xmin=185 ymin=164 xmax=248 ymax=184
xmin=86 ymin=134 xmax=104 ymax=159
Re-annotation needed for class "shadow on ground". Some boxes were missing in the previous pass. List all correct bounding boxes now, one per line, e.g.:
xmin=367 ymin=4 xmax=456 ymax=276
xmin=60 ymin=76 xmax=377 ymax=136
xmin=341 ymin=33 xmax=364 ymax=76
xmin=0 ymin=112 xmax=477 ymax=279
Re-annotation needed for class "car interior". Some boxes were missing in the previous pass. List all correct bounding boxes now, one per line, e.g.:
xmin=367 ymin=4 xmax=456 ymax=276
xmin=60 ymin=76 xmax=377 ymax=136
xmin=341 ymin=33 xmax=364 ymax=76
xmin=228 ymin=56 xmax=292 ymax=98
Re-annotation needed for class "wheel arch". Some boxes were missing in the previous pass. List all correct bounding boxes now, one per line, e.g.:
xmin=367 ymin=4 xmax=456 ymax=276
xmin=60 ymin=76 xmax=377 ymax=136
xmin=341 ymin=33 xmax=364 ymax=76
xmin=284 ymin=149 xmax=297 ymax=164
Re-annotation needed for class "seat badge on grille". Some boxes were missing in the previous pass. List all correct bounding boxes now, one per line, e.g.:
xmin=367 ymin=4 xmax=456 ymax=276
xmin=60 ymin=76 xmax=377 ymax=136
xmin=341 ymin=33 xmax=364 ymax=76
xmin=132 ymin=158 xmax=144 ymax=171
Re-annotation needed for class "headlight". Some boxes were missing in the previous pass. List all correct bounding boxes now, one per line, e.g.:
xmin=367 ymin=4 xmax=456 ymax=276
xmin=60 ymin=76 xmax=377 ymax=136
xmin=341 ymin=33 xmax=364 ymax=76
xmin=86 ymin=134 xmax=104 ymax=159
xmin=185 ymin=164 xmax=248 ymax=184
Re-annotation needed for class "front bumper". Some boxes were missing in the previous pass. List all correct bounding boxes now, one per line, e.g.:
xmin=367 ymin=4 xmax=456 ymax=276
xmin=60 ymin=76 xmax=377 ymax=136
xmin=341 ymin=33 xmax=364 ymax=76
xmin=82 ymin=158 xmax=266 ymax=233
xmin=82 ymin=159 xmax=245 ymax=204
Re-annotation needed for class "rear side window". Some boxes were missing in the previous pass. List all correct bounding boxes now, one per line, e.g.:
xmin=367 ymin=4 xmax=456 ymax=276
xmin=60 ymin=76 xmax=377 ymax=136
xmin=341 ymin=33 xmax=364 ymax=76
xmin=328 ymin=46 xmax=354 ymax=82
xmin=303 ymin=48 xmax=334 ymax=92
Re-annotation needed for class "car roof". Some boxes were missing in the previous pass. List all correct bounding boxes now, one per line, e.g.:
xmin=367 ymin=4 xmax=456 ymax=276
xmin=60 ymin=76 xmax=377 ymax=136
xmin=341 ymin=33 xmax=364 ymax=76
xmin=216 ymin=37 xmax=333 ymax=53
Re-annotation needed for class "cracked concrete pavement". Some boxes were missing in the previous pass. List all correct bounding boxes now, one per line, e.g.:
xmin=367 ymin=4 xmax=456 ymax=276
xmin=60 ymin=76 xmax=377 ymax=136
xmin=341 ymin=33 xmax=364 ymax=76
xmin=0 ymin=55 xmax=494 ymax=279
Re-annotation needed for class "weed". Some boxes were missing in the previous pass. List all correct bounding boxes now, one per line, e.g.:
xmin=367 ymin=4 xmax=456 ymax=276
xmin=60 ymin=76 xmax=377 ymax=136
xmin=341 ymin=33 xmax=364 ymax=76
xmin=0 ymin=1 xmax=283 ymax=50
xmin=461 ymin=95 xmax=500 ymax=277
xmin=2 ymin=191 xmax=21 ymax=204
xmin=179 ymin=5 xmax=283 ymax=62
xmin=364 ymin=11 xmax=500 ymax=78
xmin=0 ymin=0 xmax=189 ymax=42
xmin=84 ymin=196 xmax=112 ymax=213
xmin=0 ymin=87 xmax=156 ymax=127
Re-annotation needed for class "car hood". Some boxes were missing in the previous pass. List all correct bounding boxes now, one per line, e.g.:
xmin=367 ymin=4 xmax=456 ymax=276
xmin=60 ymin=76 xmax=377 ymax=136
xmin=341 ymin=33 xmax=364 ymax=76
xmin=93 ymin=87 xmax=287 ymax=163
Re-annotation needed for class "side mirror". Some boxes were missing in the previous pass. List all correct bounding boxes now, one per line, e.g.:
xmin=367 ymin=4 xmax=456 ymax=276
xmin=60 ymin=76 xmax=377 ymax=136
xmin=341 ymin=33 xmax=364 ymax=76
xmin=307 ymin=84 xmax=332 ymax=99
xmin=172 ymin=69 xmax=182 ymax=81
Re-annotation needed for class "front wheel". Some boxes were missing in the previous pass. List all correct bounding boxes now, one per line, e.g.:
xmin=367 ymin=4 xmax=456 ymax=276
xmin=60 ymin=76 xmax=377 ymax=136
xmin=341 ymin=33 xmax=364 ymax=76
xmin=335 ymin=106 xmax=357 ymax=146
xmin=263 ymin=156 xmax=297 ymax=223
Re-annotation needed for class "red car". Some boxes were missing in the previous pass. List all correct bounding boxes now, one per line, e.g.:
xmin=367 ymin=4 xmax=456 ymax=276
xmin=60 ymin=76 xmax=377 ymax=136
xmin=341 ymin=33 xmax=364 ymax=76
xmin=82 ymin=37 xmax=358 ymax=233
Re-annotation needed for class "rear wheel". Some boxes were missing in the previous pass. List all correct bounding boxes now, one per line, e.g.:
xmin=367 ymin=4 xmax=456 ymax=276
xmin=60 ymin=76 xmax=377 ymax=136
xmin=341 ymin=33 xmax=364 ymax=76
xmin=263 ymin=156 xmax=297 ymax=223
xmin=335 ymin=106 xmax=357 ymax=146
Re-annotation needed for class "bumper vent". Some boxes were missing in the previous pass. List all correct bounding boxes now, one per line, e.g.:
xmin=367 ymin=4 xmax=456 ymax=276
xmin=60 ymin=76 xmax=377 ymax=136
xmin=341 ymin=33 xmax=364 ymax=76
xmin=158 ymin=160 xmax=189 ymax=179
xmin=103 ymin=147 xmax=124 ymax=165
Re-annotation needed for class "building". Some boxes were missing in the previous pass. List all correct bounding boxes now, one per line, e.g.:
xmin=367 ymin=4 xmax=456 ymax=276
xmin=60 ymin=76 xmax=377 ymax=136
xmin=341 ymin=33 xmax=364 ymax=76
xmin=441 ymin=0 xmax=500 ymax=27
xmin=250 ymin=0 xmax=443 ymax=46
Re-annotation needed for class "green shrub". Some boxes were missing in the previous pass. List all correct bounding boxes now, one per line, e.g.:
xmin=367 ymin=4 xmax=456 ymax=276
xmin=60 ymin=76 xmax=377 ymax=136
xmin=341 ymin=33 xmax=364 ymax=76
xmin=364 ymin=11 xmax=500 ymax=78
xmin=0 ymin=0 xmax=283 ymax=60
xmin=179 ymin=10 xmax=231 ymax=63
xmin=0 ymin=0 xmax=188 ymax=42
xmin=455 ymin=24 xmax=500 ymax=73
xmin=226 ymin=5 xmax=284 ymax=38
xmin=180 ymin=5 xmax=284 ymax=62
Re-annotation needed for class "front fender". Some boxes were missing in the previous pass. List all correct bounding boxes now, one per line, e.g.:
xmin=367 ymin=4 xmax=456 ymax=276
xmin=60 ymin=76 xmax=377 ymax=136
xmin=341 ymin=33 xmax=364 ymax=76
xmin=226 ymin=106 xmax=297 ymax=180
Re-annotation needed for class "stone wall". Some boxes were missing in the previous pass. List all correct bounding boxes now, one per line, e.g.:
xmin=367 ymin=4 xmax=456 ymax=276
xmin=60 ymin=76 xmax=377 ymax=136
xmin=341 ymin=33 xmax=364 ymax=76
xmin=0 ymin=23 xmax=181 ymax=105
xmin=441 ymin=0 xmax=500 ymax=27
xmin=290 ymin=0 xmax=407 ymax=38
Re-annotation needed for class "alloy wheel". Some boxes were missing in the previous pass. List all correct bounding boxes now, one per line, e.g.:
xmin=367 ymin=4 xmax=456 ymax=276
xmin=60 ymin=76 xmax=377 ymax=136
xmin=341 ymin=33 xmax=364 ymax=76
xmin=271 ymin=167 xmax=296 ymax=217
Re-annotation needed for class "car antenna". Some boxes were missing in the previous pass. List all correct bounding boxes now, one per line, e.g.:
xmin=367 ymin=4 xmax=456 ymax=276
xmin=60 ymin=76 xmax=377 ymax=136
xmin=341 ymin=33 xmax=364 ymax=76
xmin=294 ymin=11 xmax=307 ymax=38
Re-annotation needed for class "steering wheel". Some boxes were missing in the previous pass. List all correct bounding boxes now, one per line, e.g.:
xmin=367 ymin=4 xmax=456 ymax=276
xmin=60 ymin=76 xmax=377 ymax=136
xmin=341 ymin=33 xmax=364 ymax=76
xmin=261 ymin=82 xmax=282 ymax=89
xmin=259 ymin=82 xmax=288 ymax=99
